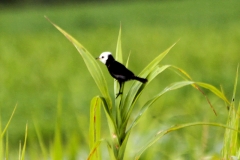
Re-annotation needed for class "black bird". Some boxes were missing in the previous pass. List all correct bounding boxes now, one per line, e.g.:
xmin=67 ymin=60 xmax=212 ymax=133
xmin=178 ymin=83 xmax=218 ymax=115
xmin=96 ymin=52 xmax=148 ymax=98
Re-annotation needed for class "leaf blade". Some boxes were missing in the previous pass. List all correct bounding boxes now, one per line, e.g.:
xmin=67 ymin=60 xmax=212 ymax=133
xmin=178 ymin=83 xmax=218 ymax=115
xmin=135 ymin=122 xmax=238 ymax=159
xmin=89 ymin=96 xmax=102 ymax=160
xmin=121 ymin=42 xmax=177 ymax=122
xmin=46 ymin=17 xmax=112 ymax=108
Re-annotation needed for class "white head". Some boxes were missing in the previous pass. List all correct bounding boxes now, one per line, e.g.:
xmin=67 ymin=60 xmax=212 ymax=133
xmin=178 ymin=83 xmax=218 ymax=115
xmin=97 ymin=52 xmax=112 ymax=64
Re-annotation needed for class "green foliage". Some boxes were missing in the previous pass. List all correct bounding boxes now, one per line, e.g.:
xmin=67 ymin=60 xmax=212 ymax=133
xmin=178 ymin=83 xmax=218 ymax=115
xmin=0 ymin=105 xmax=17 ymax=159
xmin=19 ymin=124 xmax=28 ymax=160
xmin=88 ymin=96 xmax=101 ymax=160
xmin=47 ymin=17 xmax=239 ymax=159
xmin=1 ymin=0 xmax=240 ymax=159
xmin=222 ymin=65 xmax=240 ymax=159
xmin=52 ymin=95 xmax=63 ymax=160
xmin=33 ymin=120 xmax=48 ymax=159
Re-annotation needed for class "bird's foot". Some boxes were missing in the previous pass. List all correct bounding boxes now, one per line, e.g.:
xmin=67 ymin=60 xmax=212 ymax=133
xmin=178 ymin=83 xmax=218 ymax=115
xmin=115 ymin=92 xmax=123 ymax=98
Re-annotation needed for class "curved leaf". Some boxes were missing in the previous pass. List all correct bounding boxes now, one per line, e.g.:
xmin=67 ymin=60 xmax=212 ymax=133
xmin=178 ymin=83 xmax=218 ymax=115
xmin=123 ymin=65 xmax=171 ymax=121
xmin=46 ymin=17 xmax=112 ymax=108
xmin=89 ymin=96 xmax=101 ymax=160
xmin=197 ymin=82 xmax=230 ymax=105
xmin=135 ymin=122 xmax=239 ymax=160
xmin=1 ymin=104 xmax=17 ymax=138
xmin=127 ymin=80 xmax=228 ymax=133
xmin=114 ymin=26 xmax=123 ymax=98
xmin=127 ymin=81 xmax=195 ymax=132
xmin=115 ymin=27 xmax=123 ymax=128
xmin=20 ymin=124 xmax=28 ymax=160
xmin=121 ymin=42 xmax=177 ymax=120
xmin=222 ymin=65 xmax=239 ymax=159
xmin=99 ymin=97 xmax=119 ymax=157
xmin=87 ymin=139 xmax=103 ymax=160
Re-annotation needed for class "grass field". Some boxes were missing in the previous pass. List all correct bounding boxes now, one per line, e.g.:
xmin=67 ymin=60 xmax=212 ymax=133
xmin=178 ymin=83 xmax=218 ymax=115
xmin=0 ymin=0 xmax=240 ymax=159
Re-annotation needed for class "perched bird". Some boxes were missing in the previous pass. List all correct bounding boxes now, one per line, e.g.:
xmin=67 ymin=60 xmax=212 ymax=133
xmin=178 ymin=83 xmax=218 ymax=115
xmin=96 ymin=52 xmax=147 ymax=98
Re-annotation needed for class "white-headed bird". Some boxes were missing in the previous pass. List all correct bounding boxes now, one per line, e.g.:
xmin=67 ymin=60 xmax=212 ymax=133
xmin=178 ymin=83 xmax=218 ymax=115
xmin=96 ymin=52 xmax=147 ymax=98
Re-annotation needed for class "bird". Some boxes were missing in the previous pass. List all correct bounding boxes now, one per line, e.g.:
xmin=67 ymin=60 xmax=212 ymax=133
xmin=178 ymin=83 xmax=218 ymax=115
xmin=96 ymin=52 xmax=148 ymax=98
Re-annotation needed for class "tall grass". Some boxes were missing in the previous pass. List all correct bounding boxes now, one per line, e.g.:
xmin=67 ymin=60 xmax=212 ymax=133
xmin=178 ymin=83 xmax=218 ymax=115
xmin=222 ymin=65 xmax=240 ymax=159
xmin=0 ymin=105 xmax=28 ymax=160
xmin=46 ymin=17 xmax=239 ymax=159
xmin=1 ymin=1 xmax=239 ymax=158
xmin=1 ymin=1 xmax=239 ymax=152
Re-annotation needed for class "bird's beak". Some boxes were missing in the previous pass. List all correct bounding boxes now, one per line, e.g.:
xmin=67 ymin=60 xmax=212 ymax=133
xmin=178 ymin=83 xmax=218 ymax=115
xmin=96 ymin=57 xmax=99 ymax=60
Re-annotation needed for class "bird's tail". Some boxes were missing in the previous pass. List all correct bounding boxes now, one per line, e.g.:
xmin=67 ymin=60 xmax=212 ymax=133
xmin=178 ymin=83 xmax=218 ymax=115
xmin=134 ymin=76 xmax=148 ymax=83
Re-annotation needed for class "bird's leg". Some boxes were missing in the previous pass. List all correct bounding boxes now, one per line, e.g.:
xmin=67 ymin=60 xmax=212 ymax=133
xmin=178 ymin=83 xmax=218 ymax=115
xmin=116 ymin=82 xmax=123 ymax=98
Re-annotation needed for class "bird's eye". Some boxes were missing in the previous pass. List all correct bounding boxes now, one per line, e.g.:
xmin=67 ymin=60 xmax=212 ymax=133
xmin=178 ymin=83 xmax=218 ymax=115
xmin=102 ymin=56 xmax=104 ymax=58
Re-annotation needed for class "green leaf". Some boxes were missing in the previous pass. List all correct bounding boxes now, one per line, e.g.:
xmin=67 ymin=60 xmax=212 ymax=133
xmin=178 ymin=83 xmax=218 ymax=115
xmin=89 ymin=96 xmax=102 ymax=160
xmin=127 ymin=81 xmax=195 ymax=132
xmin=170 ymin=66 xmax=219 ymax=115
xmin=52 ymin=95 xmax=63 ymax=160
xmin=46 ymin=17 xmax=112 ymax=109
xmin=114 ymin=27 xmax=123 ymax=128
xmin=196 ymin=82 xmax=230 ymax=105
xmin=125 ymin=51 xmax=131 ymax=68
xmin=89 ymin=139 xmax=116 ymax=160
xmin=122 ymin=65 xmax=171 ymax=127
xmin=115 ymin=25 xmax=123 ymax=63
xmin=140 ymin=42 xmax=177 ymax=75
xmin=117 ymin=130 xmax=131 ymax=160
xmin=99 ymin=97 xmax=119 ymax=158
xmin=33 ymin=119 xmax=48 ymax=159
xmin=87 ymin=139 xmax=103 ymax=160
xmin=20 ymin=124 xmax=28 ymax=160
xmin=5 ymin=132 xmax=9 ymax=160
xmin=232 ymin=64 xmax=239 ymax=103
xmin=128 ymin=80 xmax=228 ymax=133
xmin=135 ymin=122 xmax=239 ymax=160
xmin=1 ymin=104 xmax=17 ymax=138
xmin=106 ymin=140 xmax=117 ymax=160
xmin=222 ymin=65 xmax=239 ymax=159
xmin=121 ymin=42 xmax=177 ymax=121
xmin=170 ymin=65 xmax=193 ymax=81
xmin=114 ymin=26 xmax=123 ymax=97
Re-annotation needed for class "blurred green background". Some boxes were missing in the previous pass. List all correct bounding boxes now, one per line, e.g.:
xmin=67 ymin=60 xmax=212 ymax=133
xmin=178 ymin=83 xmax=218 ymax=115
xmin=0 ymin=0 xmax=240 ymax=159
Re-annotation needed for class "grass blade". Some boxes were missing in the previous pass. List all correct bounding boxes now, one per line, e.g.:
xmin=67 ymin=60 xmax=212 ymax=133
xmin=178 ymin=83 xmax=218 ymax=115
xmin=127 ymin=81 xmax=195 ymax=132
xmin=33 ymin=119 xmax=48 ymax=159
xmin=121 ymin=43 xmax=177 ymax=120
xmin=170 ymin=65 xmax=219 ymax=115
xmin=89 ymin=96 xmax=102 ymax=160
xmin=114 ymin=26 xmax=123 ymax=97
xmin=232 ymin=64 xmax=239 ymax=102
xmin=45 ymin=16 xmax=112 ymax=108
xmin=128 ymin=80 xmax=229 ymax=133
xmin=20 ymin=123 xmax=28 ymax=160
xmin=106 ymin=140 xmax=117 ymax=160
xmin=0 ymin=118 xmax=2 ymax=160
xmin=19 ymin=141 xmax=21 ymax=160
xmin=98 ymin=97 xmax=118 ymax=158
xmin=88 ymin=139 xmax=102 ymax=160
xmin=115 ymin=25 xmax=123 ymax=63
xmin=125 ymin=51 xmax=131 ymax=68
xmin=1 ymin=104 xmax=17 ymax=138
xmin=135 ymin=122 xmax=238 ymax=160
xmin=140 ymin=42 xmax=177 ymax=76
xmin=222 ymin=65 xmax=239 ymax=159
xmin=122 ymin=65 xmax=171 ymax=126
xmin=114 ymin=26 xmax=123 ymax=129
xmin=5 ymin=132 xmax=9 ymax=160
xmin=115 ymin=26 xmax=123 ymax=97
xmin=52 ymin=95 xmax=63 ymax=160
xmin=196 ymin=82 xmax=230 ymax=105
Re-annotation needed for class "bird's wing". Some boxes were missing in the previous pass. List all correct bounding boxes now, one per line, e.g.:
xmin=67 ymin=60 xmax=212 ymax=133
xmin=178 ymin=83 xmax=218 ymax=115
xmin=108 ymin=61 xmax=134 ymax=80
